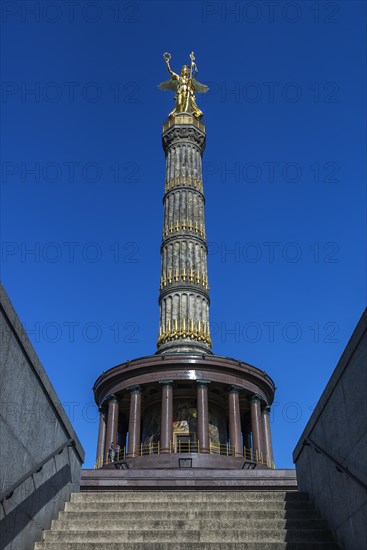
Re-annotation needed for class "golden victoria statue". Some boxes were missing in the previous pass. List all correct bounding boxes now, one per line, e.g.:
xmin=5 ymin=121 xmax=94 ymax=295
xmin=158 ymin=52 xmax=209 ymax=119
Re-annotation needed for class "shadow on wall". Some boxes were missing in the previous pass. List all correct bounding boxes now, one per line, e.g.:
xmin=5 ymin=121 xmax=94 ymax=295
xmin=0 ymin=464 xmax=71 ymax=550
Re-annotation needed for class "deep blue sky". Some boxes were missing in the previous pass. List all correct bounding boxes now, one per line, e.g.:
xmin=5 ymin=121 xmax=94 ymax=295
xmin=1 ymin=1 xmax=366 ymax=469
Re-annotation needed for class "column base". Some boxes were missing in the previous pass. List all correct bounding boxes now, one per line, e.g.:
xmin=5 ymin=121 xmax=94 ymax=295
xmin=156 ymin=340 xmax=213 ymax=355
xmin=126 ymin=450 xmax=139 ymax=458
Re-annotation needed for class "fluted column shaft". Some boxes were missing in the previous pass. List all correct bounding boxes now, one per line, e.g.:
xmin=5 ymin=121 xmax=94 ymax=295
xmin=250 ymin=395 xmax=264 ymax=456
xmin=160 ymin=380 xmax=173 ymax=453
xmin=127 ymin=386 xmax=142 ymax=457
xmin=157 ymin=118 xmax=211 ymax=353
xmin=228 ymin=386 xmax=242 ymax=457
xmin=262 ymin=406 xmax=273 ymax=464
xmin=105 ymin=396 xmax=119 ymax=461
xmin=197 ymin=380 xmax=210 ymax=453
xmin=96 ymin=406 xmax=107 ymax=462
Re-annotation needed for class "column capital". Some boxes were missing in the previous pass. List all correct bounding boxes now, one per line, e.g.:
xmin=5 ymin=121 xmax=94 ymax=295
xmin=228 ymin=384 xmax=242 ymax=394
xmin=159 ymin=379 xmax=174 ymax=387
xmin=262 ymin=405 xmax=271 ymax=415
xmin=249 ymin=394 xmax=262 ymax=404
xmin=197 ymin=379 xmax=211 ymax=386
xmin=127 ymin=385 xmax=142 ymax=394
xmin=107 ymin=394 xmax=118 ymax=403
xmin=162 ymin=124 xmax=206 ymax=153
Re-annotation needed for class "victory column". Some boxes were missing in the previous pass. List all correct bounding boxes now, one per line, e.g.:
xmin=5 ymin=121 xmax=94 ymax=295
xmin=93 ymin=53 xmax=276 ymax=471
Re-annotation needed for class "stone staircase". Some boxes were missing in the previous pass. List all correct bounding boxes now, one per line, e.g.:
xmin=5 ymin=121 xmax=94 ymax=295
xmin=35 ymin=490 xmax=340 ymax=549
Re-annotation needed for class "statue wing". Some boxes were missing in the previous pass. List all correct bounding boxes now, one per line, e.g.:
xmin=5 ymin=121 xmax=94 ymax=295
xmin=192 ymin=78 xmax=209 ymax=93
xmin=158 ymin=78 xmax=178 ymax=92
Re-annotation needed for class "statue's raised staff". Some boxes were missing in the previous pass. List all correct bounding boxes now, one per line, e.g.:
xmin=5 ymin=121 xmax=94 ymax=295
xmin=158 ymin=51 xmax=209 ymax=119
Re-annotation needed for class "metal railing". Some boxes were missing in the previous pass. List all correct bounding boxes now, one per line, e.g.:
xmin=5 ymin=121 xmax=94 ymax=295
xmin=0 ymin=439 xmax=75 ymax=504
xmin=95 ymin=441 xmax=275 ymax=470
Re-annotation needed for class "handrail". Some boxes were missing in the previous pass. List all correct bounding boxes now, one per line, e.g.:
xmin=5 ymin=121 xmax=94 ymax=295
xmin=0 ymin=439 xmax=75 ymax=503
xmin=303 ymin=437 xmax=367 ymax=491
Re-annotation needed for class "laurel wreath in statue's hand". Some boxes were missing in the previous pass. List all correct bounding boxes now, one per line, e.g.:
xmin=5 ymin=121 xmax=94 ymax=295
xmin=163 ymin=52 xmax=171 ymax=63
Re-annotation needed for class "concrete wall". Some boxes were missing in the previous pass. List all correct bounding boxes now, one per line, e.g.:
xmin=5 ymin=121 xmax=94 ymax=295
xmin=0 ymin=285 xmax=84 ymax=550
xmin=293 ymin=309 xmax=367 ymax=550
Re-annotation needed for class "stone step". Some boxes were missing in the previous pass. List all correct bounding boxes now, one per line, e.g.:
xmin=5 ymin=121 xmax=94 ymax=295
xmin=42 ymin=529 xmax=334 ymax=543
xmin=65 ymin=500 xmax=314 ymax=512
xmin=35 ymin=543 xmax=340 ymax=550
xmin=71 ymin=491 xmax=306 ymax=503
xmin=51 ymin=518 xmax=327 ymax=531
xmin=80 ymin=468 xmax=298 ymax=491
xmin=34 ymin=487 xmax=339 ymax=550
xmin=59 ymin=509 xmax=321 ymax=521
